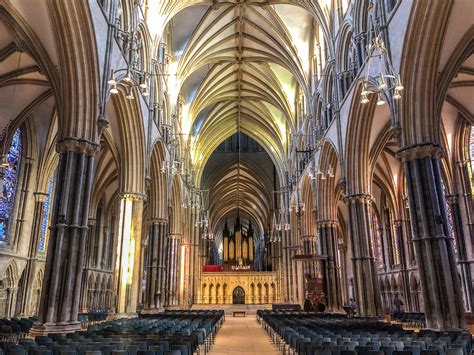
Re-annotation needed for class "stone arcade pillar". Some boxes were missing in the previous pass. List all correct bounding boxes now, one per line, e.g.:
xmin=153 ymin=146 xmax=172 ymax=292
xmin=343 ymin=194 xmax=382 ymax=317
xmin=115 ymin=193 xmax=145 ymax=314
xmin=18 ymin=192 xmax=47 ymax=316
xmin=31 ymin=140 xmax=98 ymax=335
xmin=144 ymin=218 xmax=168 ymax=311
xmin=166 ymin=234 xmax=181 ymax=306
xmin=398 ymin=144 xmax=465 ymax=330
xmin=317 ymin=220 xmax=341 ymax=311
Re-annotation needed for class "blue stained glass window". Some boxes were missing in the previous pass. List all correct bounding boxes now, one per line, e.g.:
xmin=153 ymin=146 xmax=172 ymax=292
xmin=38 ymin=176 xmax=54 ymax=252
xmin=0 ymin=129 xmax=22 ymax=241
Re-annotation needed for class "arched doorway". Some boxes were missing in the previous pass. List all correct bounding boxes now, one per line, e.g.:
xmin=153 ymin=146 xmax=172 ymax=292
xmin=232 ymin=286 xmax=245 ymax=304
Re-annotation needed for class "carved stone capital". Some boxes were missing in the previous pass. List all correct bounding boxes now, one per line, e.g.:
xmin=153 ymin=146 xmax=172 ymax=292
xmin=300 ymin=235 xmax=317 ymax=242
xmin=396 ymin=143 xmax=445 ymax=162
xmin=120 ymin=192 xmax=147 ymax=201
xmin=168 ymin=233 xmax=182 ymax=241
xmin=342 ymin=193 xmax=373 ymax=204
xmin=446 ymin=194 xmax=459 ymax=205
xmin=56 ymin=138 xmax=100 ymax=156
xmin=316 ymin=220 xmax=338 ymax=228
xmin=148 ymin=217 xmax=168 ymax=225
xmin=34 ymin=192 xmax=49 ymax=203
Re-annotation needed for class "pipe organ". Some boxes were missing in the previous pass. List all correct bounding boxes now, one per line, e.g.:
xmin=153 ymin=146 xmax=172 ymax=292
xmin=222 ymin=215 xmax=254 ymax=270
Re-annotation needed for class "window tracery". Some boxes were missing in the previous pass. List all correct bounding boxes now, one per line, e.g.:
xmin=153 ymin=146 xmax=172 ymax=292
xmin=38 ymin=176 xmax=54 ymax=252
xmin=0 ymin=129 xmax=22 ymax=242
xmin=369 ymin=205 xmax=384 ymax=268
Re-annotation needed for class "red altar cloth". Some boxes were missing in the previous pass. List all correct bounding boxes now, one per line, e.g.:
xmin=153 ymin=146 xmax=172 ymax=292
xmin=203 ymin=265 xmax=223 ymax=272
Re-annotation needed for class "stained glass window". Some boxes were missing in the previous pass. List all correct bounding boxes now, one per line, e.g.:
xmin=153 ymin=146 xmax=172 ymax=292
xmin=389 ymin=208 xmax=401 ymax=265
xmin=38 ymin=176 xmax=54 ymax=252
xmin=0 ymin=129 xmax=22 ymax=241
xmin=369 ymin=206 xmax=384 ymax=268
xmin=469 ymin=126 xmax=474 ymax=189
xmin=441 ymin=178 xmax=458 ymax=255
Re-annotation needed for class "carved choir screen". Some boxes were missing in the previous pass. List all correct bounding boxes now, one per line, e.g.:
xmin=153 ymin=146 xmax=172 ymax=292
xmin=199 ymin=272 xmax=278 ymax=304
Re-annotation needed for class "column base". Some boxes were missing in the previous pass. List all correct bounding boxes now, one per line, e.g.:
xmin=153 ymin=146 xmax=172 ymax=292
xmin=141 ymin=308 xmax=165 ymax=314
xmin=29 ymin=322 xmax=82 ymax=337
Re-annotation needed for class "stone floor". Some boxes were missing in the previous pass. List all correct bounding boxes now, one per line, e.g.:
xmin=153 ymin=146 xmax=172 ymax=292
xmin=209 ymin=314 xmax=279 ymax=355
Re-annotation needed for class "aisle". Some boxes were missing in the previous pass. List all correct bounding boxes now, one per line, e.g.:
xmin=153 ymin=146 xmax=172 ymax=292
xmin=209 ymin=314 xmax=279 ymax=355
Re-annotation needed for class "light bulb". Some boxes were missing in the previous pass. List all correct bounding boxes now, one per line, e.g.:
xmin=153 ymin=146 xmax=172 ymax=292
xmin=393 ymin=89 xmax=401 ymax=100
xmin=361 ymin=82 xmax=370 ymax=96
xmin=142 ymin=89 xmax=149 ymax=97
xmin=108 ymin=76 xmax=116 ymax=86
xmin=395 ymin=75 xmax=404 ymax=91
xmin=378 ymin=73 xmax=387 ymax=90
xmin=160 ymin=166 xmax=166 ymax=174
xmin=376 ymin=93 xmax=385 ymax=106
xmin=361 ymin=94 xmax=370 ymax=104
xmin=126 ymin=87 xmax=134 ymax=100
xmin=109 ymin=84 xmax=118 ymax=94
xmin=124 ymin=70 xmax=132 ymax=83
xmin=139 ymin=77 xmax=147 ymax=89
xmin=321 ymin=173 xmax=326 ymax=180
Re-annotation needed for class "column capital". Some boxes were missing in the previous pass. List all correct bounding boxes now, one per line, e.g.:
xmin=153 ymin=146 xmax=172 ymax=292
xmin=396 ymin=143 xmax=445 ymax=162
xmin=456 ymin=160 xmax=469 ymax=167
xmin=342 ymin=193 xmax=373 ymax=204
xmin=168 ymin=233 xmax=181 ymax=240
xmin=316 ymin=220 xmax=338 ymax=227
xmin=56 ymin=138 xmax=100 ymax=156
xmin=34 ymin=192 xmax=49 ymax=202
xmin=446 ymin=194 xmax=459 ymax=205
xmin=300 ymin=235 xmax=317 ymax=242
xmin=148 ymin=217 xmax=168 ymax=225
xmin=88 ymin=218 xmax=96 ymax=226
xmin=119 ymin=192 xmax=147 ymax=201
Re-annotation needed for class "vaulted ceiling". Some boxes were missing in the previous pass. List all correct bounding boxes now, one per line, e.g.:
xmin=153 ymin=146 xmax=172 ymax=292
xmin=158 ymin=1 xmax=324 ymax=238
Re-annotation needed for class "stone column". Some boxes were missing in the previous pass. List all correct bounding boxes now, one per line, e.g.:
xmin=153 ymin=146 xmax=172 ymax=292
xmin=446 ymin=194 xmax=473 ymax=312
xmin=115 ymin=193 xmax=145 ymax=314
xmin=338 ymin=242 xmax=350 ymax=305
xmin=343 ymin=193 xmax=382 ymax=316
xmin=144 ymin=218 xmax=167 ymax=311
xmin=18 ymin=192 xmax=47 ymax=316
xmin=282 ymin=229 xmax=292 ymax=303
xmin=318 ymin=220 xmax=341 ymax=310
xmin=394 ymin=219 xmax=412 ymax=311
xmin=398 ymin=143 xmax=465 ymax=330
xmin=31 ymin=139 xmax=98 ymax=335
xmin=166 ymin=234 xmax=181 ymax=306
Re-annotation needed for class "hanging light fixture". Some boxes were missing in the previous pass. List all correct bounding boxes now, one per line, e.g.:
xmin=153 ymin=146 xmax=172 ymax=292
xmin=126 ymin=86 xmax=134 ymax=100
xmin=108 ymin=66 xmax=151 ymax=99
xmin=360 ymin=5 xmax=403 ymax=105
xmin=376 ymin=92 xmax=385 ymax=106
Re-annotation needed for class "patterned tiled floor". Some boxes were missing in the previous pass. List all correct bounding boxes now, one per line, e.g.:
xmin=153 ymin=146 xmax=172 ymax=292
xmin=209 ymin=314 xmax=279 ymax=355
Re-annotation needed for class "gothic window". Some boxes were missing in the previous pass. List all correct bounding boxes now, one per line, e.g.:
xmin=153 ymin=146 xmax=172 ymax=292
xmin=441 ymin=178 xmax=458 ymax=255
xmin=369 ymin=206 xmax=384 ymax=268
xmin=38 ymin=176 xmax=54 ymax=252
xmin=0 ymin=129 xmax=22 ymax=242
xmin=469 ymin=126 xmax=474 ymax=189
xmin=388 ymin=208 xmax=400 ymax=265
